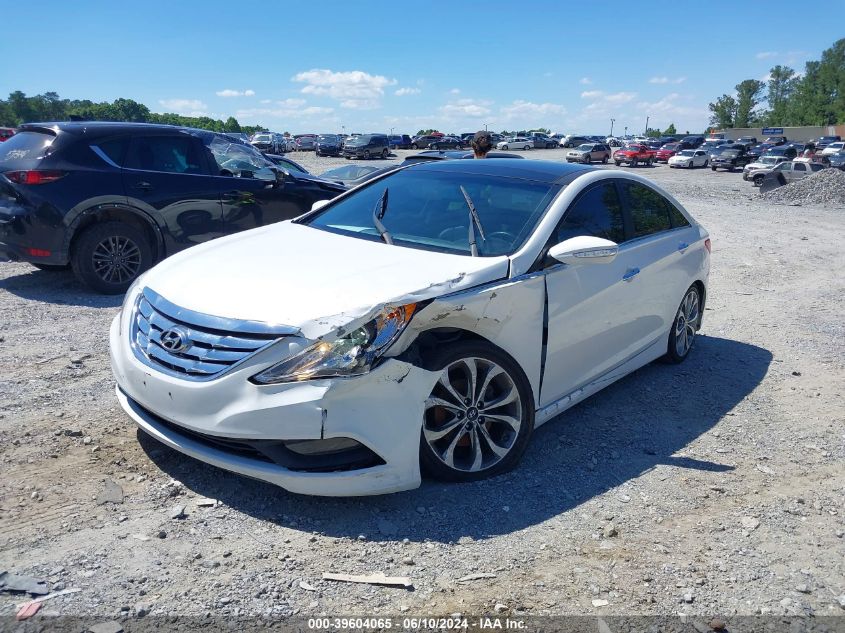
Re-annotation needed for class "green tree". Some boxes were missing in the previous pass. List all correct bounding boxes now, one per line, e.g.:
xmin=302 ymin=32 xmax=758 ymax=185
xmin=734 ymin=79 xmax=765 ymax=128
xmin=708 ymin=94 xmax=738 ymax=128
xmin=764 ymin=65 xmax=798 ymax=125
xmin=663 ymin=123 xmax=677 ymax=135
xmin=223 ymin=116 xmax=242 ymax=133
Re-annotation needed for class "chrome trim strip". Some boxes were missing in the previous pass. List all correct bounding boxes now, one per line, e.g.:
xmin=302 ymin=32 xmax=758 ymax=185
xmin=89 ymin=145 xmax=120 ymax=169
xmin=143 ymin=288 xmax=300 ymax=336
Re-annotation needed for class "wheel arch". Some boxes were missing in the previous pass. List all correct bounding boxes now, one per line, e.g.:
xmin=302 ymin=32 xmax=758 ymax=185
xmin=66 ymin=205 xmax=164 ymax=263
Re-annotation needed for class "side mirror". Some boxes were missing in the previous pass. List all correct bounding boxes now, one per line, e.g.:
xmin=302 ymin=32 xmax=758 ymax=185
xmin=311 ymin=199 xmax=330 ymax=212
xmin=549 ymin=236 xmax=619 ymax=265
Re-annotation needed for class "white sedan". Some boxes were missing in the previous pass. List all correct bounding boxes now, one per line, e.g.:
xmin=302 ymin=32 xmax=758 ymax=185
xmin=496 ymin=137 xmax=533 ymax=150
xmin=820 ymin=141 xmax=844 ymax=156
xmin=110 ymin=159 xmax=710 ymax=496
xmin=668 ymin=149 xmax=709 ymax=168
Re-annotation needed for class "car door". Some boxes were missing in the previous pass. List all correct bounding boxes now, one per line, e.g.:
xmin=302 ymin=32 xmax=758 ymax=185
xmin=788 ymin=161 xmax=808 ymax=182
xmin=123 ymin=132 xmax=225 ymax=254
xmin=541 ymin=179 xmax=647 ymax=406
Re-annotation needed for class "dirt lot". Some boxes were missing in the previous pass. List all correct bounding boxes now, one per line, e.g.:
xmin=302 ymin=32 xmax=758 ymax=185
xmin=1 ymin=150 xmax=843 ymax=624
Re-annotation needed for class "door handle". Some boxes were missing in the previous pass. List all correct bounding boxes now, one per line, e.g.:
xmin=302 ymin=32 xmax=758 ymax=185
xmin=221 ymin=191 xmax=241 ymax=201
xmin=132 ymin=181 xmax=152 ymax=191
xmin=622 ymin=267 xmax=640 ymax=281
xmin=677 ymin=241 xmax=689 ymax=251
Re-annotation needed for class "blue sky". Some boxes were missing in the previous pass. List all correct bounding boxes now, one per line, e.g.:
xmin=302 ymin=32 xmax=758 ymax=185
xmin=2 ymin=1 xmax=843 ymax=135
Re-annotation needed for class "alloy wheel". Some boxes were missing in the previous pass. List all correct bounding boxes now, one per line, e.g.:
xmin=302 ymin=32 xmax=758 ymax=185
xmin=92 ymin=236 xmax=142 ymax=284
xmin=423 ymin=357 xmax=522 ymax=473
xmin=674 ymin=288 xmax=700 ymax=358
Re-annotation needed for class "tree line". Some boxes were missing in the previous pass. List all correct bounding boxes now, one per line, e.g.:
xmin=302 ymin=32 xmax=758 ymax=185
xmin=708 ymin=38 xmax=845 ymax=129
xmin=0 ymin=91 xmax=267 ymax=135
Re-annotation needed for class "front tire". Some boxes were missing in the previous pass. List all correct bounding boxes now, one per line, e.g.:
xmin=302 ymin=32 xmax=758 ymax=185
xmin=420 ymin=341 xmax=534 ymax=482
xmin=363 ymin=150 xmax=370 ymax=160
xmin=502 ymin=145 xmax=509 ymax=150
xmin=71 ymin=221 xmax=152 ymax=294
xmin=665 ymin=285 xmax=701 ymax=363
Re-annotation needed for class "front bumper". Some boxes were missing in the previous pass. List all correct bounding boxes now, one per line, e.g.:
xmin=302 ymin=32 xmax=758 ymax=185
xmin=109 ymin=314 xmax=438 ymax=496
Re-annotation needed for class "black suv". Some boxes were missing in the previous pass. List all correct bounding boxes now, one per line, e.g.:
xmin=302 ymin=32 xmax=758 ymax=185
xmin=341 ymin=133 xmax=390 ymax=159
xmin=0 ymin=122 xmax=346 ymax=293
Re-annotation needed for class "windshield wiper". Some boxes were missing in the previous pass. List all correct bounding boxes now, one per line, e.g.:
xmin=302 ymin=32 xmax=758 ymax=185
xmin=460 ymin=185 xmax=486 ymax=257
xmin=372 ymin=188 xmax=393 ymax=245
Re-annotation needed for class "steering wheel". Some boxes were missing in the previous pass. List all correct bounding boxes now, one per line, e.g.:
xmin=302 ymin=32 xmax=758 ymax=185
xmin=485 ymin=231 xmax=516 ymax=251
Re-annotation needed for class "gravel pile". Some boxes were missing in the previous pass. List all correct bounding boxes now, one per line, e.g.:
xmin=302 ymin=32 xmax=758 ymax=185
xmin=761 ymin=167 xmax=845 ymax=205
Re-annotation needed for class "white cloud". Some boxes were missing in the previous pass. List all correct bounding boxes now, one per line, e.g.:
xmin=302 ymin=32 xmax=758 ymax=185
xmin=395 ymin=87 xmax=421 ymax=96
xmin=499 ymin=100 xmax=566 ymax=121
xmin=157 ymin=99 xmax=208 ymax=115
xmin=580 ymin=90 xmax=604 ymax=99
xmin=277 ymin=98 xmax=307 ymax=108
xmin=605 ymin=92 xmax=637 ymax=104
xmin=756 ymin=51 xmax=778 ymax=59
xmin=216 ymin=89 xmax=255 ymax=97
xmin=235 ymin=104 xmax=334 ymax=122
xmin=449 ymin=88 xmax=461 ymax=94
xmin=292 ymin=69 xmax=397 ymax=110
xmin=648 ymin=76 xmax=686 ymax=85
xmin=580 ymin=77 xmax=592 ymax=85
xmin=439 ymin=99 xmax=493 ymax=118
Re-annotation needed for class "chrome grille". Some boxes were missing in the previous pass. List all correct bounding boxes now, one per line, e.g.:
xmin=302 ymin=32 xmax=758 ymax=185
xmin=130 ymin=290 xmax=290 ymax=380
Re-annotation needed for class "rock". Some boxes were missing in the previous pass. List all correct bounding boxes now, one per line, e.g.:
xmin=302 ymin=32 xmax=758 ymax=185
xmin=402 ymin=557 xmax=415 ymax=566
xmin=377 ymin=519 xmax=397 ymax=536
xmin=709 ymin=617 xmax=727 ymax=630
xmin=169 ymin=505 xmax=186 ymax=520
xmin=740 ymin=517 xmax=760 ymax=531
xmin=835 ymin=529 xmax=844 ymax=538
xmin=83 ymin=436 xmax=92 ymax=445
xmin=795 ymin=583 xmax=811 ymax=594
xmin=96 ymin=479 xmax=124 ymax=505
xmin=156 ymin=530 xmax=167 ymax=539
xmin=64 ymin=429 xmax=83 ymax=437
xmin=683 ymin=592 xmax=694 ymax=603
xmin=219 ymin=596 xmax=231 ymax=605
xmin=357 ymin=534 xmax=367 ymax=541
xmin=618 ymin=494 xmax=631 ymax=503
xmin=134 ymin=602 xmax=150 ymax=617
xmin=602 ymin=524 xmax=618 ymax=538
xmin=591 ymin=599 xmax=609 ymax=607
xmin=494 ymin=603 xmax=508 ymax=614
xmin=88 ymin=622 xmax=124 ymax=633
xmin=838 ymin=595 xmax=845 ymax=609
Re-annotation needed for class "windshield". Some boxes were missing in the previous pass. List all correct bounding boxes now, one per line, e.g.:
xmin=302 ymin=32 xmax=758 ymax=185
xmin=722 ymin=150 xmax=740 ymax=157
xmin=252 ymin=134 xmax=271 ymax=142
xmin=759 ymin=157 xmax=778 ymax=165
xmin=202 ymin=134 xmax=274 ymax=177
xmin=576 ymin=144 xmax=593 ymax=151
xmin=678 ymin=150 xmax=695 ymax=157
xmin=318 ymin=135 xmax=338 ymax=142
xmin=301 ymin=168 xmax=560 ymax=257
xmin=662 ymin=143 xmax=679 ymax=150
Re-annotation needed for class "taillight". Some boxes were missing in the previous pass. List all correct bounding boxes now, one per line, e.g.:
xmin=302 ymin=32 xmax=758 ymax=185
xmin=704 ymin=238 xmax=712 ymax=253
xmin=4 ymin=170 xmax=67 ymax=185
xmin=26 ymin=248 xmax=51 ymax=257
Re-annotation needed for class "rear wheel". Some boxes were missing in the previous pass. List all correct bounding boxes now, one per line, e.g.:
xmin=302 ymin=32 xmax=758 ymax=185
xmin=71 ymin=221 xmax=152 ymax=294
xmin=502 ymin=145 xmax=509 ymax=150
xmin=602 ymin=155 xmax=609 ymax=164
xmin=631 ymin=158 xmax=638 ymax=167
xmin=420 ymin=341 xmax=534 ymax=482
xmin=381 ymin=148 xmax=389 ymax=158
xmin=665 ymin=285 xmax=701 ymax=363
xmin=523 ymin=144 xmax=529 ymax=150
xmin=615 ymin=161 xmax=621 ymax=166
xmin=412 ymin=143 xmax=419 ymax=149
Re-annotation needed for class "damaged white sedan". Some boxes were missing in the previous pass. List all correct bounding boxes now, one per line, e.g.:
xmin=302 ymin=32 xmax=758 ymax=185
xmin=109 ymin=159 xmax=710 ymax=496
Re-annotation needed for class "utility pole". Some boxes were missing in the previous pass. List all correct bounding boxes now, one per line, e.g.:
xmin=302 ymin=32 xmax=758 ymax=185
xmin=610 ymin=118 xmax=615 ymax=136
xmin=484 ymin=123 xmax=488 ymax=131
xmin=645 ymin=116 xmax=649 ymax=135
xmin=624 ymin=126 xmax=628 ymax=137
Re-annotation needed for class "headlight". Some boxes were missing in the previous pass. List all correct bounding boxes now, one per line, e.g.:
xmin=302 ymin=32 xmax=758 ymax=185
xmin=251 ymin=303 xmax=418 ymax=384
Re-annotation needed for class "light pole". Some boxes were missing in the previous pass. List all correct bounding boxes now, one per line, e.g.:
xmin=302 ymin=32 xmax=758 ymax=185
xmin=484 ymin=123 xmax=488 ymax=131
xmin=610 ymin=118 xmax=615 ymax=137
xmin=644 ymin=116 xmax=649 ymax=136
xmin=390 ymin=127 xmax=394 ymax=136
xmin=624 ymin=126 xmax=628 ymax=137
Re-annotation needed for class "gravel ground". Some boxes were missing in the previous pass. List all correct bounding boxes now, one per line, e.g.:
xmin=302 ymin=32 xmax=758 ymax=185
xmin=1 ymin=149 xmax=844 ymax=624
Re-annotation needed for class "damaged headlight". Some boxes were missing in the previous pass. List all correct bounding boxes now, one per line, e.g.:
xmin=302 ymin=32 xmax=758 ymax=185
xmin=251 ymin=303 xmax=417 ymax=384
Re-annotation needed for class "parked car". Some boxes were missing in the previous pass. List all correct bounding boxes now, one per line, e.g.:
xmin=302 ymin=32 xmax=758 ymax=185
xmin=389 ymin=134 xmax=413 ymax=149
xmin=614 ymin=144 xmax=657 ymax=167
xmin=530 ymin=134 xmax=558 ymax=149
xmin=710 ymin=147 xmax=752 ymax=171
xmin=705 ymin=133 xmax=726 ymax=141
xmin=496 ymin=137 xmax=533 ymax=151
xmin=250 ymin=132 xmax=284 ymax=154
xmin=828 ymin=150 xmax=845 ymax=170
xmin=820 ymin=141 xmax=845 ymax=156
xmin=560 ymin=135 xmax=590 ymax=148
xmin=742 ymin=155 xmax=790 ymax=182
xmin=342 ymin=133 xmax=390 ymax=159
xmin=566 ymin=143 xmax=611 ymax=164
xmin=746 ymin=143 xmax=775 ymax=161
xmin=315 ymin=134 xmax=342 ymax=157
xmin=668 ymin=149 xmax=709 ymax=169
xmin=0 ymin=127 xmax=16 ymax=142
xmin=764 ymin=136 xmax=787 ymax=146
xmin=429 ymin=136 xmax=465 ymax=150
xmin=758 ymin=160 xmax=826 ymax=189
xmin=263 ymin=154 xmax=313 ymax=176
xmin=411 ymin=135 xmax=442 ymax=149
xmin=108 ymin=158 xmax=710 ymax=495
xmin=763 ymin=145 xmax=798 ymax=160
xmin=0 ymin=122 xmax=346 ymax=293
xmin=294 ymin=134 xmax=318 ymax=151
xmin=680 ymin=135 xmax=705 ymax=149
xmin=814 ymin=135 xmax=841 ymax=151
xmin=655 ymin=143 xmax=681 ymax=162
xmin=319 ymin=164 xmax=383 ymax=186
xmin=736 ymin=136 xmax=758 ymax=146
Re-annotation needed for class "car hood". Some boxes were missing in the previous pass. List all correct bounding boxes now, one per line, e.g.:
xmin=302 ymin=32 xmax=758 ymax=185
xmin=141 ymin=221 xmax=510 ymax=340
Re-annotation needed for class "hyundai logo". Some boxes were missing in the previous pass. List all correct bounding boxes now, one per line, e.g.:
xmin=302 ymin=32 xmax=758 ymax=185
xmin=160 ymin=327 xmax=191 ymax=353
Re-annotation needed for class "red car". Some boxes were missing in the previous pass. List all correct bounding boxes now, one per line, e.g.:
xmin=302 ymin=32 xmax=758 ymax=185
xmin=0 ymin=127 xmax=16 ymax=142
xmin=613 ymin=144 xmax=657 ymax=167
xmin=655 ymin=142 xmax=681 ymax=163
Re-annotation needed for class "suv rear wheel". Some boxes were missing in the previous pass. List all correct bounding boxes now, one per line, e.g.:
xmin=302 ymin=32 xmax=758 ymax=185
xmin=71 ymin=221 xmax=152 ymax=294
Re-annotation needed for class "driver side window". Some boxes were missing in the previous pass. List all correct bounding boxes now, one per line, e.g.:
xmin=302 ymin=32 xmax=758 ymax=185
xmin=204 ymin=135 xmax=272 ymax=178
xmin=554 ymin=182 xmax=625 ymax=244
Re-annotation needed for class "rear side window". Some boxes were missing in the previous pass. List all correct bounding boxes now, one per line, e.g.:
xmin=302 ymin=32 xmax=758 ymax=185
xmin=556 ymin=182 xmax=625 ymax=244
xmin=92 ymin=137 xmax=130 ymax=167
xmin=0 ymin=131 xmax=56 ymax=167
xmin=623 ymin=183 xmax=673 ymax=238
xmin=127 ymin=136 xmax=204 ymax=174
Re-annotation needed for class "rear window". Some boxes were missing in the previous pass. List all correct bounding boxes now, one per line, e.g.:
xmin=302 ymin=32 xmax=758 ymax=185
xmin=92 ymin=137 xmax=130 ymax=167
xmin=0 ymin=131 xmax=56 ymax=167
xmin=624 ymin=182 xmax=673 ymax=238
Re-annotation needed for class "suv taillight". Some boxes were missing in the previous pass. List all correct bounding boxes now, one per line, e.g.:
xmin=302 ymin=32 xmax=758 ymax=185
xmin=5 ymin=170 xmax=67 ymax=185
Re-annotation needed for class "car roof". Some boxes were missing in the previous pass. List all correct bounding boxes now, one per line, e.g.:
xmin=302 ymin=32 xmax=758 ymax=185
xmin=18 ymin=121 xmax=205 ymax=137
xmin=409 ymin=157 xmax=593 ymax=184
xmin=413 ymin=150 xmax=525 ymax=160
